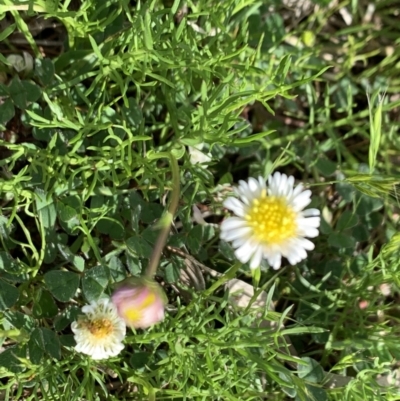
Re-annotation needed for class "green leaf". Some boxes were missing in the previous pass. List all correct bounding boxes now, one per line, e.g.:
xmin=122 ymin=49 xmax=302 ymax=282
xmin=58 ymin=196 xmax=81 ymax=234
xmin=5 ymin=311 xmax=35 ymax=332
xmin=143 ymin=11 xmax=153 ymax=50
xmin=336 ymin=210 xmax=358 ymax=231
xmin=0 ymin=252 xmax=18 ymax=274
xmin=44 ymin=270 xmax=80 ymax=302
xmin=54 ymin=306 xmax=81 ymax=331
xmin=122 ymin=97 xmax=143 ymax=128
xmin=130 ymin=352 xmax=151 ymax=369
xmin=0 ymin=23 xmax=15 ymax=41
xmin=140 ymin=203 xmax=163 ymax=224
xmin=29 ymin=328 xmax=61 ymax=362
xmin=21 ymin=80 xmax=42 ymax=103
xmin=28 ymin=334 xmax=44 ymax=365
xmin=298 ymin=357 xmax=325 ymax=383
xmin=187 ymin=225 xmax=203 ymax=254
xmin=278 ymin=372 xmax=297 ymax=398
xmin=165 ymin=261 xmax=180 ymax=283
xmin=328 ymin=232 xmax=356 ymax=249
xmin=0 ymin=345 xmax=25 ymax=373
xmin=57 ymin=244 xmax=85 ymax=272
xmin=32 ymin=289 xmax=58 ymax=318
xmin=355 ymin=195 xmax=383 ymax=215
xmin=35 ymin=58 xmax=55 ymax=86
xmin=352 ymin=225 xmax=369 ymax=242
xmin=0 ymin=279 xmax=19 ymax=311
xmin=315 ymin=158 xmax=337 ymax=176
xmin=0 ymin=98 xmax=15 ymax=125
xmin=57 ymin=201 xmax=78 ymax=222
xmin=126 ymin=236 xmax=153 ymax=259
xmin=219 ymin=240 xmax=235 ymax=261
xmin=59 ymin=334 xmax=75 ymax=347
xmin=8 ymin=76 xmax=27 ymax=109
xmin=44 ymin=233 xmax=58 ymax=264
xmin=126 ymin=255 xmax=144 ymax=275
xmin=108 ymin=256 xmax=126 ymax=283
xmin=295 ymin=384 xmax=328 ymax=401
xmin=35 ymin=189 xmax=56 ymax=229
xmin=82 ymin=265 xmax=109 ymax=302
xmin=96 ymin=217 xmax=125 ymax=240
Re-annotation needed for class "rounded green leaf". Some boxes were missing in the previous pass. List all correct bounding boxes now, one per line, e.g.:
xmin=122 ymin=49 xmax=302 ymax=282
xmin=0 ymin=251 xmax=18 ymax=274
xmin=82 ymin=265 xmax=109 ymax=302
xmin=44 ymin=270 xmax=80 ymax=302
xmin=54 ymin=305 xmax=81 ymax=331
xmin=21 ymin=80 xmax=42 ymax=103
xmin=29 ymin=327 xmax=61 ymax=362
xmin=9 ymin=76 xmax=27 ymax=109
xmin=35 ymin=58 xmax=55 ymax=86
xmin=0 ymin=345 xmax=26 ymax=373
xmin=336 ymin=210 xmax=358 ymax=231
xmin=32 ymin=289 xmax=58 ymax=318
xmin=96 ymin=217 xmax=125 ymax=240
xmin=0 ymin=279 xmax=19 ymax=311
xmin=57 ymin=200 xmax=78 ymax=222
xmin=298 ymin=357 xmax=325 ymax=383
xmin=130 ymin=352 xmax=150 ymax=369
xmin=126 ymin=236 xmax=153 ymax=259
xmin=316 ymin=158 xmax=336 ymax=176
xmin=328 ymin=232 xmax=356 ymax=249
xmin=0 ymin=98 xmax=15 ymax=125
xmin=108 ymin=255 xmax=126 ymax=283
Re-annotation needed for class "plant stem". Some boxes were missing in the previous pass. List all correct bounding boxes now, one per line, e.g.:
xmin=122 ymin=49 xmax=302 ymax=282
xmin=145 ymin=152 xmax=180 ymax=278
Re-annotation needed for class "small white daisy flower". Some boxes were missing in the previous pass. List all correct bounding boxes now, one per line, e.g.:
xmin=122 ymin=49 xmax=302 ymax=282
xmin=71 ymin=298 xmax=126 ymax=360
xmin=220 ymin=172 xmax=320 ymax=270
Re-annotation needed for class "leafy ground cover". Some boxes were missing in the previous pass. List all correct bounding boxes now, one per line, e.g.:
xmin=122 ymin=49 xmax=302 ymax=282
xmin=0 ymin=0 xmax=400 ymax=400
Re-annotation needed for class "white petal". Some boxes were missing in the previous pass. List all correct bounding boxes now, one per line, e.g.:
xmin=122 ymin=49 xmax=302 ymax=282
xmin=300 ymin=227 xmax=319 ymax=238
xmin=296 ymin=238 xmax=315 ymax=251
xmin=231 ymin=236 xmax=250 ymax=248
xmin=234 ymin=240 xmax=257 ymax=264
xmin=269 ymin=252 xmax=282 ymax=270
xmin=221 ymin=224 xmax=252 ymax=242
xmin=220 ymin=216 xmax=247 ymax=231
xmin=302 ymin=208 xmax=320 ymax=217
xmin=249 ymin=246 xmax=263 ymax=269
xmin=292 ymin=190 xmax=312 ymax=211
xmin=297 ymin=216 xmax=321 ymax=228
xmin=223 ymin=197 xmax=246 ymax=217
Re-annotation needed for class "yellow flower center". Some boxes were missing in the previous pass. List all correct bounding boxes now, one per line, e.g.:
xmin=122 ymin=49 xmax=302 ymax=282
xmin=123 ymin=291 xmax=156 ymax=324
xmin=87 ymin=318 xmax=114 ymax=339
xmin=245 ymin=191 xmax=297 ymax=245
xmin=125 ymin=308 xmax=142 ymax=323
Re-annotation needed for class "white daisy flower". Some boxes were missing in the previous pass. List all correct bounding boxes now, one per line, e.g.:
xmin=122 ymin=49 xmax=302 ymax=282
xmin=71 ymin=298 xmax=126 ymax=360
xmin=220 ymin=172 xmax=320 ymax=270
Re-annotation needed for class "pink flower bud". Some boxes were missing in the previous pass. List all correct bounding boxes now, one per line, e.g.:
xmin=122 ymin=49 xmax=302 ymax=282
xmin=111 ymin=278 xmax=167 ymax=329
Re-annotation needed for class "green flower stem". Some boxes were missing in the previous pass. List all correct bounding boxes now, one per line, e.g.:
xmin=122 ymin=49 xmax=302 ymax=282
xmin=145 ymin=152 xmax=180 ymax=278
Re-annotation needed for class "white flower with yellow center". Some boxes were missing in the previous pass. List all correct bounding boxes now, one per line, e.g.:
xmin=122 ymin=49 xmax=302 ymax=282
xmin=71 ymin=298 xmax=126 ymax=360
xmin=220 ymin=172 xmax=320 ymax=270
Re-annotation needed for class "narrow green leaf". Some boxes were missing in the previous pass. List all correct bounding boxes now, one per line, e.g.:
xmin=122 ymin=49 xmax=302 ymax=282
xmin=143 ymin=12 xmax=153 ymax=50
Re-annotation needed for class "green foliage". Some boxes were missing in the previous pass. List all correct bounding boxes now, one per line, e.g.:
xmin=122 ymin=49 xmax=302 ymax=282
xmin=0 ymin=0 xmax=400 ymax=400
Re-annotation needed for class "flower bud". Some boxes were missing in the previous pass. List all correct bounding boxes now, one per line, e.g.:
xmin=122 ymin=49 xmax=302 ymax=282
xmin=7 ymin=52 xmax=34 ymax=74
xmin=111 ymin=278 xmax=167 ymax=329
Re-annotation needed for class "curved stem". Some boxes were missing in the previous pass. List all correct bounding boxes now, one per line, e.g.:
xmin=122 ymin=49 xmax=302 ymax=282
xmin=145 ymin=152 xmax=180 ymax=278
